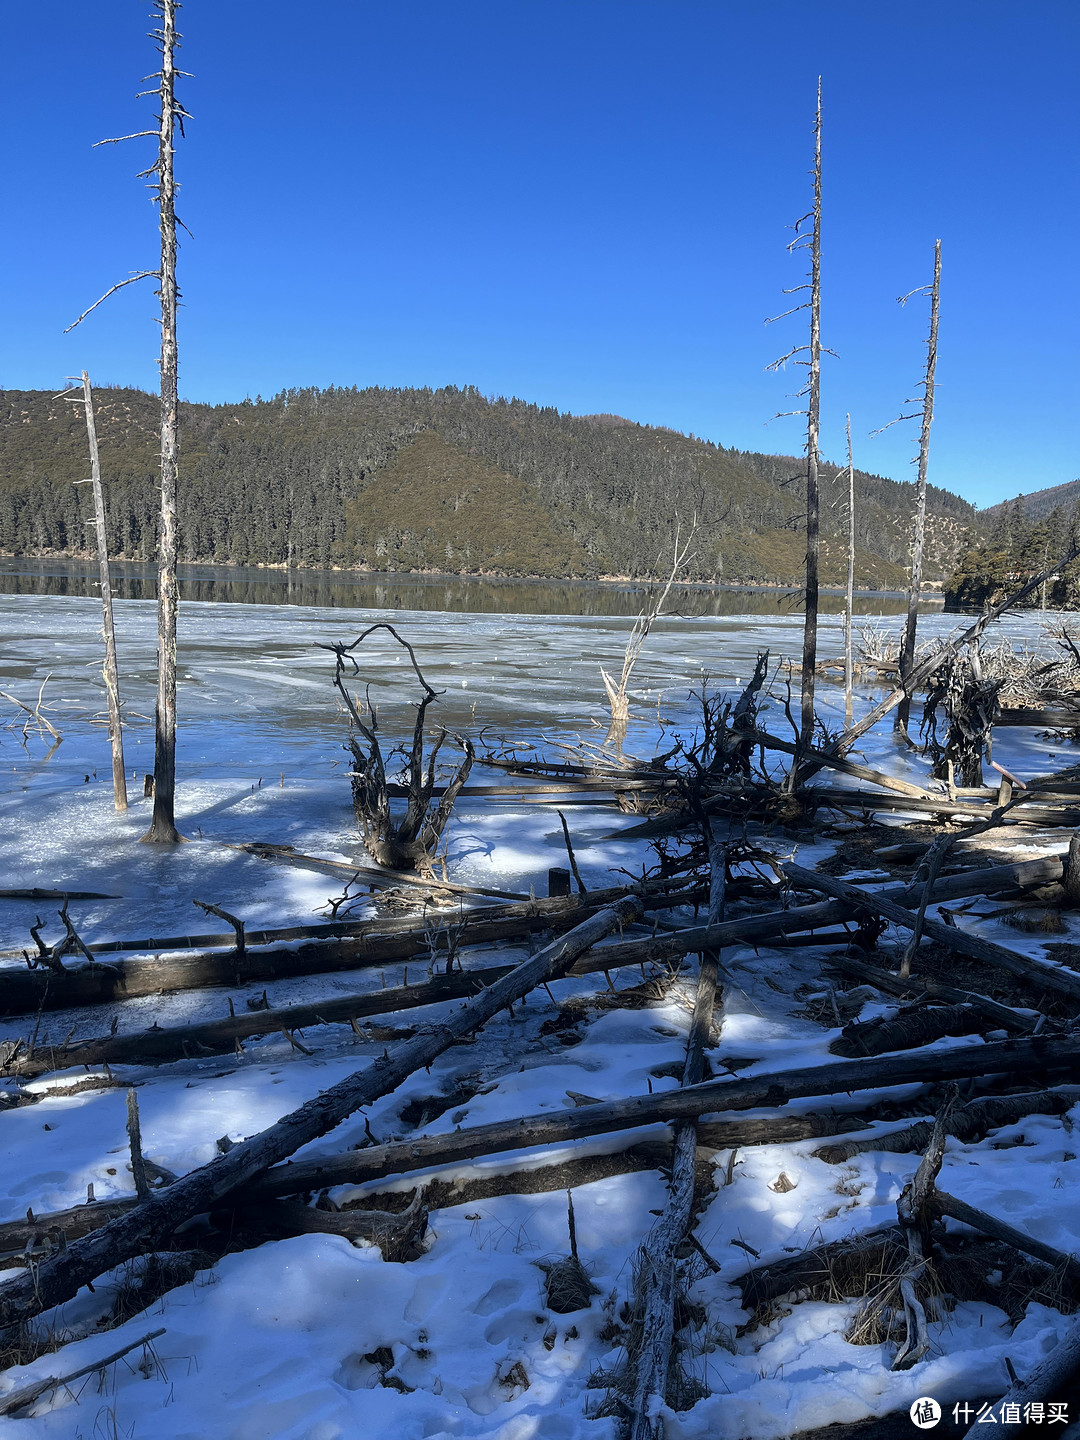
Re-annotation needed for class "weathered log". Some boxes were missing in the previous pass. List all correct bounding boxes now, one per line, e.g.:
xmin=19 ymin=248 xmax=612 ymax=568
xmin=893 ymin=1100 xmax=951 ymax=1369
xmin=0 ymin=897 xmax=643 ymax=1332
xmin=0 ymin=1328 xmax=166 ymax=1419
xmin=0 ymin=1110 xmax=876 ymax=1259
xmin=5 ymin=1045 xmax=1077 ymax=1262
xmin=628 ymin=840 xmax=723 ymax=1437
xmin=932 ymin=1189 xmax=1080 ymax=1284
xmin=245 ymin=1035 xmax=1080 ymax=1201
xmin=0 ymin=883 xmax=704 ymax=1016
xmin=830 ymin=1004 xmax=988 ymax=1059
xmin=748 ymin=729 xmax=942 ymax=800
xmin=813 ymin=1087 xmax=1080 ymax=1164
xmin=783 ymin=861 xmax=1080 ymax=1002
xmin=822 ymin=950 xmax=1039 ymax=1033
xmin=225 ymin=840 xmax=528 ymax=901
xmin=960 ymin=1318 xmax=1080 ymax=1437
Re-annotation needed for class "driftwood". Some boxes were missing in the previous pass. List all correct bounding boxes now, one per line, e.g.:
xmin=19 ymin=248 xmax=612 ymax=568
xmin=931 ymin=1189 xmax=1080 ymax=1284
xmin=830 ymin=1004 xmax=988 ymax=1059
xmin=959 ymin=1321 xmax=1080 ymax=1436
xmin=813 ymin=1087 xmax=1080 ymax=1164
xmin=626 ymin=839 xmax=723 ymax=1436
xmin=0 ymin=1328 xmax=166 ymax=1418
xmin=892 ymin=1100 xmax=951 ymax=1369
xmin=0 ymin=882 xmax=704 ymax=1016
xmin=4 ymin=1044 xmax=1077 ymax=1262
xmin=0 ymin=897 xmax=643 ymax=1332
xmin=823 ymin=950 xmax=1039 ymax=1034
xmin=783 ymin=861 xmax=1080 ymax=1002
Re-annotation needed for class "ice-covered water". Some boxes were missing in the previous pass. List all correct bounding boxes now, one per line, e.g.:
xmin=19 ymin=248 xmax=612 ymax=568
xmin=0 ymin=592 xmax=1068 ymax=949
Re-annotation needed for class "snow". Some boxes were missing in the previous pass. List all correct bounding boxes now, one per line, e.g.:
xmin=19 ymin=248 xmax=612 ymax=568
xmin=2 ymin=589 xmax=1080 ymax=1438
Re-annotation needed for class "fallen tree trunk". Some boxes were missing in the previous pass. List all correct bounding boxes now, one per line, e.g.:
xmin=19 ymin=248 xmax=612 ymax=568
xmin=245 ymin=1033 xmax=1080 ymax=1199
xmin=0 ymin=883 xmax=703 ymax=1016
xmin=0 ymin=895 xmax=643 ymax=1332
xmin=627 ymin=839 xmax=723 ymax=1437
xmin=812 ymin=1087 xmax=1080 ymax=1164
xmin=830 ymin=1003 xmax=989 ymax=1058
xmin=960 ymin=1319 xmax=1080 ymax=1437
xmin=932 ymin=1188 xmax=1080 ymax=1283
xmin=783 ymin=861 xmax=1080 ymax=1002
xmin=0 ymin=1109 xmax=878 ymax=1261
xmin=5 ymin=1042 xmax=1078 ymax=1259
xmin=822 ymin=950 xmax=1040 ymax=1033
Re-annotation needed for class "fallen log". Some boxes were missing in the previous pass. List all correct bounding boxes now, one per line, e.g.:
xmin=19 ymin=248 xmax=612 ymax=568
xmin=812 ymin=1087 xmax=1080 ymax=1164
xmin=783 ymin=862 xmax=1080 ymax=1002
xmin=0 ymin=896 xmax=643 ymax=1332
xmin=0 ymin=1328 xmax=166 ymax=1419
xmin=627 ymin=838 xmax=723 ymax=1438
xmin=748 ymin=730 xmax=941 ymax=800
xmin=960 ymin=1318 xmax=1080 ymax=1437
xmin=932 ymin=1188 xmax=1080 ymax=1283
xmin=830 ymin=1004 xmax=989 ymax=1059
xmin=0 ymin=1109 xmax=877 ymax=1260
xmin=822 ymin=949 xmax=1039 ymax=1033
xmin=223 ymin=841 xmax=531 ymax=902
xmin=0 ymin=883 xmax=704 ymax=1017
xmin=5 ymin=1042 xmax=1078 ymax=1259
xmin=245 ymin=1034 xmax=1080 ymax=1200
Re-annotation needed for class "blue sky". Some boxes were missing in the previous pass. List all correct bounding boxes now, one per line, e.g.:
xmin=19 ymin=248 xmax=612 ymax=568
xmin=0 ymin=1 xmax=1076 ymax=508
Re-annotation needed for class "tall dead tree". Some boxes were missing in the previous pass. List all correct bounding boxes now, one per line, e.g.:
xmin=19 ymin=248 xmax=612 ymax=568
xmin=883 ymin=240 xmax=941 ymax=735
xmin=67 ymin=373 xmax=128 ymax=810
xmin=767 ymin=81 xmax=823 ymax=748
xmin=844 ymin=413 xmax=855 ymax=726
xmin=64 ymin=0 xmax=187 ymax=839
xmin=142 ymin=0 xmax=185 ymax=843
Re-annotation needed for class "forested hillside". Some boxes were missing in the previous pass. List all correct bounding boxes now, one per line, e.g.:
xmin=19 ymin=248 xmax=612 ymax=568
xmin=0 ymin=384 xmax=981 ymax=585
xmin=945 ymin=495 xmax=1080 ymax=610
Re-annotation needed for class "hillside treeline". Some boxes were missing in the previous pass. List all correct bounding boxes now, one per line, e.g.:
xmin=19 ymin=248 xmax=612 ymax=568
xmin=0 ymin=384 xmax=980 ymax=585
xmin=945 ymin=498 xmax=1080 ymax=610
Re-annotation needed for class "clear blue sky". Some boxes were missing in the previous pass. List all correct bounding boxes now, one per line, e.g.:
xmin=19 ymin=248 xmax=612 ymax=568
xmin=1 ymin=2 xmax=1076 ymax=508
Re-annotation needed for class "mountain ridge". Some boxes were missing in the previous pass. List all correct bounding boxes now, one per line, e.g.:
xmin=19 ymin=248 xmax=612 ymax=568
xmin=0 ymin=383 xmax=983 ymax=587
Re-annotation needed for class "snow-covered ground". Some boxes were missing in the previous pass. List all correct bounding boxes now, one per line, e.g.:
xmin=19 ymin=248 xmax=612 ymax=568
xmin=1 ymin=590 xmax=1078 ymax=1439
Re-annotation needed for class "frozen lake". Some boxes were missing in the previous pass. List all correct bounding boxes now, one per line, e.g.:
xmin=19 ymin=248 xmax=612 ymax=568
xmin=0 ymin=587 xmax=1067 ymax=951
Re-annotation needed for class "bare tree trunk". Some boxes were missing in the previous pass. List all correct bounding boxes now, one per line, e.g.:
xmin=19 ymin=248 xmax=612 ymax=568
xmin=800 ymin=79 xmax=823 ymax=746
xmin=142 ymin=0 xmax=184 ymax=844
xmin=80 ymin=372 xmax=127 ymax=810
xmin=896 ymin=239 xmax=941 ymax=734
xmin=844 ymin=413 xmax=855 ymax=728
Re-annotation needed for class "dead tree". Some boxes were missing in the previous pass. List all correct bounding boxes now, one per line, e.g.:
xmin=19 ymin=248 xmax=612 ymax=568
xmin=601 ymin=524 xmax=695 ymax=752
xmin=64 ymin=2 xmax=186 ymax=839
xmin=767 ymin=80 xmax=823 ymax=748
xmin=142 ymin=0 xmax=185 ymax=843
xmin=844 ymin=414 xmax=855 ymax=726
xmin=61 ymin=373 xmax=127 ymax=810
xmin=323 ymin=623 xmax=474 ymax=871
xmin=876 ymin=241 xmax=941 ymax=735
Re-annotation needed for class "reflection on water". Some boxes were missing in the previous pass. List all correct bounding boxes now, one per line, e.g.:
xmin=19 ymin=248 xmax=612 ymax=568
xmin=0 ymin=558 xmax=941 ymax=618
